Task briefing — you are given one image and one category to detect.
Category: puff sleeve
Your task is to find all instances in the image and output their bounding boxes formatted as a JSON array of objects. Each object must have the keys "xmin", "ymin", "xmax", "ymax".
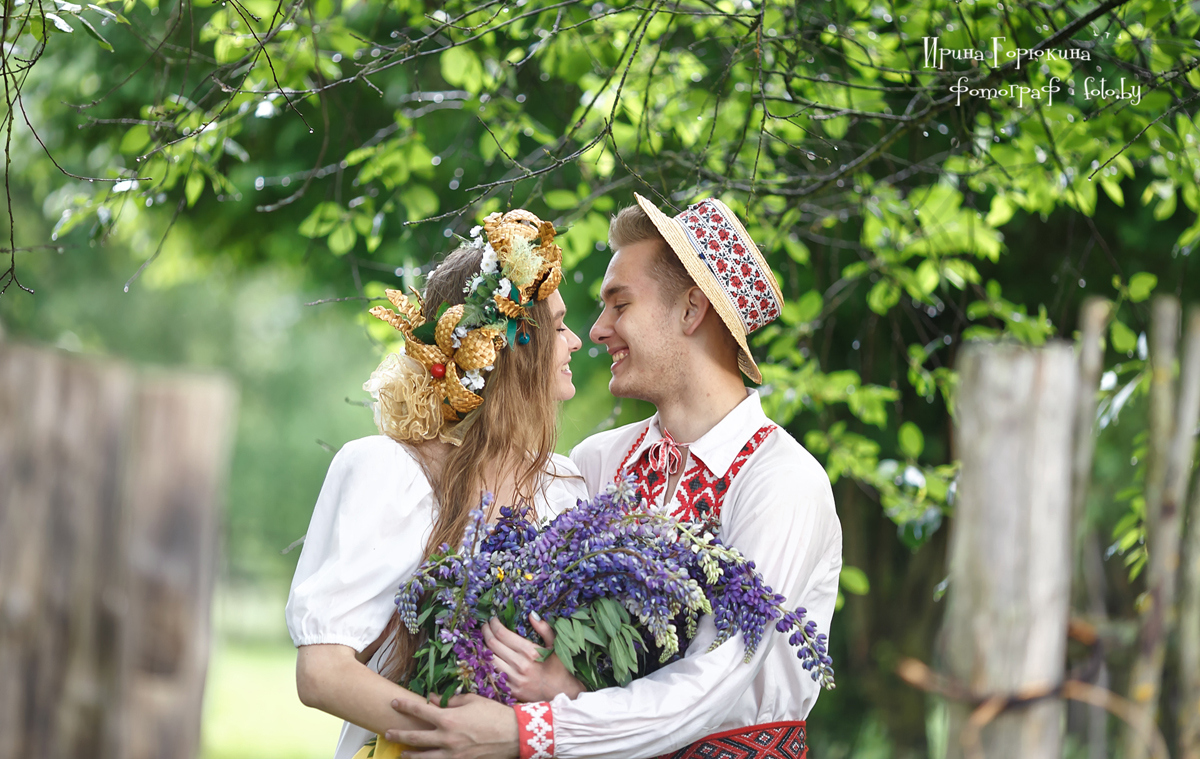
[{"xmin": 285, "ymin": 436, "xmax": 436, "ymax": 651}]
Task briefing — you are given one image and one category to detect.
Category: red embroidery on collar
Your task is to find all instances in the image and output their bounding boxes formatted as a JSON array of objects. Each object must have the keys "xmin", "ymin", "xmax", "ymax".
[{"xmin": 618, "ymin": 424, "xmax": 777, "ymax": 530}]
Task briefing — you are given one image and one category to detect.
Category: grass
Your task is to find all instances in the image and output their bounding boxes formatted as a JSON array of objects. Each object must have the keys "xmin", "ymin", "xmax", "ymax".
[{"xmin": 201, "ymin": 639, "xmax": 344, "ymax": 759}]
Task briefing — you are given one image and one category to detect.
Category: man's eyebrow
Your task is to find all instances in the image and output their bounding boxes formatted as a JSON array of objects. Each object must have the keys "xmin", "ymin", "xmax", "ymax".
[{"xmin": 601, "ymin": 283, "xmax": 630, "ymax": 300}]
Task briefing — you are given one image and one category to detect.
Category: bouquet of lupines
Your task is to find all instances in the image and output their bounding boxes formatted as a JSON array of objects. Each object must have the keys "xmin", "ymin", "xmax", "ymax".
[{"xmin": 395, "ymin": 476, "xmax": 836, "ymax": 704}]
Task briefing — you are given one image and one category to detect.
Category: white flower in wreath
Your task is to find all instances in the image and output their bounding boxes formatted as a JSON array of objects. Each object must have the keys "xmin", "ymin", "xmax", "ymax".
[
  {"xmin": 452, "ymin": 326, "xmax": 468, "ymax": 349},
  {"xmin": 495, "ymin": 277, "xmax": 512, "ymax": 299},
  {"xmin": 467, "ymin": 274, "xmax": 485, "ymax": 295},
  {"xmin": 461, "ymin": 369, "xmax": 486, "ymax": 392},
  {"xmin": 480, "ymin": 243, "xmax": 499, "ymax": 274},
  {"xmin": 470, "ymin": 225, "xmax": 483, "ymax": 238}
]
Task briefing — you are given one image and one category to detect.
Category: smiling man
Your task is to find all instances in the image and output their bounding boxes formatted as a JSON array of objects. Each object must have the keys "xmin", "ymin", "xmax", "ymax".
[{"xmin": 386, "ymin": 194, "xmax": 841, "ymax": 759}]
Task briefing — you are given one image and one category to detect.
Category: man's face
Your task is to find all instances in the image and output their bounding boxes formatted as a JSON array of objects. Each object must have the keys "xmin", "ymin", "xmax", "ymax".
[{"xmin": 589, "ymin": 241, "xmax": 683, "ymax": 402}]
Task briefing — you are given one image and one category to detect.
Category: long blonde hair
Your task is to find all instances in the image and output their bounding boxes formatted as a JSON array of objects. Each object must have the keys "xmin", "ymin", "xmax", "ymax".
[{"xmin": 379, "ymin": 243, "xmax": 561, "ymax": 682}]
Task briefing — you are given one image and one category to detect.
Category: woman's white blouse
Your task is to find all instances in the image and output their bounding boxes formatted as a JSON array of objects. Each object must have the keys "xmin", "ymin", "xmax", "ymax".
[{"xmin": 285, "ymin": 435, "xmax": 589, "ymax": 756}]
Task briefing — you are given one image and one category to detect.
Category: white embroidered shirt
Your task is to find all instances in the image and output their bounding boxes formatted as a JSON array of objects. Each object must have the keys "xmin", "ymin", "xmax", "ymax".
[
  {"xmin": 551, "ymin": 391, "xmax": 842, "ymax": 759},
  {"xmin": 285, "ymin": 435, "xmax": 589, "ymax": 759}
]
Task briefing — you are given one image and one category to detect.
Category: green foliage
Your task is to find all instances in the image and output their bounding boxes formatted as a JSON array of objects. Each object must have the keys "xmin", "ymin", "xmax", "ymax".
[{"xmin": 4, "ymin": 7, "xmax": 1200, "ymax": 747}]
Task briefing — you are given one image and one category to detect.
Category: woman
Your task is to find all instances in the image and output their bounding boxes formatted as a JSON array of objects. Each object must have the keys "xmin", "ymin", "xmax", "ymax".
[{"xmin": 285, "ymin": 210, "xmax": 587, "ymax": 758}]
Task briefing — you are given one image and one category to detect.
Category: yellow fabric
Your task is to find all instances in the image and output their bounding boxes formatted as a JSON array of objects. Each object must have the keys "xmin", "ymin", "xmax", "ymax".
[{"xmin": 351, "ymin": 736, "xmax": 409, "ymax": 759}]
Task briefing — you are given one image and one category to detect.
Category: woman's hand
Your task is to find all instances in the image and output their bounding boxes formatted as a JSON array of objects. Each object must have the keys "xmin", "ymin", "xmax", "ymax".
[{"xmin": 482, "ymin": 614, "xmax": 587, "ymax": 702}]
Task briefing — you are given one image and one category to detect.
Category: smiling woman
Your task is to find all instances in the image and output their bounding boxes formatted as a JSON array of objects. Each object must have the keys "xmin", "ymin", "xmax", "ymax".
[{"xmin": 284, "ymin": 210, "xmax": 589, "ymax": 759}]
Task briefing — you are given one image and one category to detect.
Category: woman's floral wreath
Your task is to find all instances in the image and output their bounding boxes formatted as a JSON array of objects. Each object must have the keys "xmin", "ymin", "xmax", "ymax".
[{"xmin": 365, "ymin": 210, "xmax": 563, "ymax": 441}]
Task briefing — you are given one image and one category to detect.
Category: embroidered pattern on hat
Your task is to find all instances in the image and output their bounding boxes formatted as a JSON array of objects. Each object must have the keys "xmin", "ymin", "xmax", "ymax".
[
  {"xmin": 617, "ymin": 423, "xmax": 777, "ymax": 530},
  {"xmin": 678, "ymin": 201, "xmax": 781, "ymax": 333},
  {"xmin": 516, "ymin": 702, "xmax": 554, "ymax": 759}
]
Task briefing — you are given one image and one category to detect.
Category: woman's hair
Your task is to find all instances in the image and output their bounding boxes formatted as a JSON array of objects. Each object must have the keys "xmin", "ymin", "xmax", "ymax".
[{"xmin": 379, "ymin": 243, "xmax": 561, "ymax": 682}]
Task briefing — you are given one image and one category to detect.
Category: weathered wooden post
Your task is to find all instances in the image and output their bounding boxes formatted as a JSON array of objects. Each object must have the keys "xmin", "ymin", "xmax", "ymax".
[
  {"xmin": 1069, "ymin": 299, "xmax": 1110, "ymax": 759},
  {"xmin": 1123, "ymin": 298, "xmax": 1200, "ymax": 759},
  {"xmin": 942, "ymin": 342, "xmax": 1076, "ymax": 759},
  {"xmin": 0, "ymin": 341, "xmax": 235, "ymax": 759}
]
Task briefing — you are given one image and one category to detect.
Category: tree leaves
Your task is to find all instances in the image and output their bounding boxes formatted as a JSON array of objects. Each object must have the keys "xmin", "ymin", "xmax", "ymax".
[
  {"xmin": 1128, "ymin": 272, "xmax": 1158, "ymax": 303},
  {"xmin": 840, "ymin": 566, "xmax": 870, "ymax": 596},
  {"xmin": 898, "ymin": 422, "xmax": 924, "ymax": 460},
  {"xmin": 1111, "ymin": 319, "xmax": 1139, "ymax": 354}
]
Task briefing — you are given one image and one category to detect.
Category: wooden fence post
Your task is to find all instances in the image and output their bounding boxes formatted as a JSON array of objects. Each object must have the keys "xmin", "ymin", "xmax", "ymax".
[
  {"xmin": 1125, "ymin": 297, "xmax": 1200, "ymax": 759},
  {"xmin": 1069, "ymin": 298, "xmax": 1111, "ymax": 759},
  {"xmin": 942, "ymin": 342, "xmax": 1077, "ymax": 759},
  {"xmin": 0, "ymin": 342, "xmax": 235, "ymax": 759}
]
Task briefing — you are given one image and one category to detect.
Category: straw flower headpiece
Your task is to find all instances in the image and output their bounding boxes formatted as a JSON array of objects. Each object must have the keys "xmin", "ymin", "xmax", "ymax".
[{"xmin": 364, "ymin": 209, "xmax": 563, "ymax": 444}]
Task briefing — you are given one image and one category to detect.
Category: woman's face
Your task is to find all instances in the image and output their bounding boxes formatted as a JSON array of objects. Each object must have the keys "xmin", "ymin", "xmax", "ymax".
[{"xmin": 546, "ymin": 290, "xmax": 583, "ymax": 401}]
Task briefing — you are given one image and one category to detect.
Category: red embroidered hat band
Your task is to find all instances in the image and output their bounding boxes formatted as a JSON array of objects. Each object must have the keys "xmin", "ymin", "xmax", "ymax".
[{"xmin": 634, "ymin": 193, "xmax": 783, "ymax": 383}]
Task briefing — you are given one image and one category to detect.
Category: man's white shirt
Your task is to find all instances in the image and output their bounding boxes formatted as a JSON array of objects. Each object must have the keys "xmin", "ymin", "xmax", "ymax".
[{"xmin": 548, "ymin": 390, "xmax": 842, "ymax": 759}]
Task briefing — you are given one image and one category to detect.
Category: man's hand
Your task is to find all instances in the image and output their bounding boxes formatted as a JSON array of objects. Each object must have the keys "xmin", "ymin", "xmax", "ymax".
[
  {"xmin": 385, "ymin": 693, "xmax": 518, "ymax": 759},
  {"xmin": 483, "ymin": 614, "xmax": 587, "ymax": 702}
]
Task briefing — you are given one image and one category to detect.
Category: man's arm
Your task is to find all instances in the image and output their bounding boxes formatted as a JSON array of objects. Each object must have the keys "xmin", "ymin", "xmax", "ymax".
[{"xmin": 388, "ymin": 695, "xmax": 520, "ymax": 758}]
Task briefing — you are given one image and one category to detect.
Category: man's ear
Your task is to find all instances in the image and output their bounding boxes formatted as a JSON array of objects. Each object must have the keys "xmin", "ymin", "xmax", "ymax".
[{"xmin": 680, "ymin": 286, "xmax": 712, "ymax": 336}]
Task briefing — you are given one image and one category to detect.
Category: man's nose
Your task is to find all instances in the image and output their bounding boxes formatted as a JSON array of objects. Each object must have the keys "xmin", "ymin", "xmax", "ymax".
[{"xmin": 589, "ymin": 310, "xmax": 611, "ymax": 345}]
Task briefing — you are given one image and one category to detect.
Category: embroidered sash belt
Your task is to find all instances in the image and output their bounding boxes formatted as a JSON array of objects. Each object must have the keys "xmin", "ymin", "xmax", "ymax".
[{"xmin": 658, "ymin": 721, "xmax": 808, "ymax": 759}]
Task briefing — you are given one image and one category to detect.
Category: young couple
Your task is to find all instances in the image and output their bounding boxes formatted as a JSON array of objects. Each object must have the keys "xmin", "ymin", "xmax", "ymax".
[{"xmin": 286, "ymin": 194, "xmax": 842, "ymax": 759}]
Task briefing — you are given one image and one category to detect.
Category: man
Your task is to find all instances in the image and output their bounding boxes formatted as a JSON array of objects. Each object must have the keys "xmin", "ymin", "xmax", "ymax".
[{"xmin": 386, "ymin": 194, "xmax": 842, "ymax": 759}]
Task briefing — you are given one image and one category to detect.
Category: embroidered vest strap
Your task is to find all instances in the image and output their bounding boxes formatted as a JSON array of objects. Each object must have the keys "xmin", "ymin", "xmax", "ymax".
[
  {"xmin": 657, "ymin": 721, "xmax": 807, "ymax": 759},
  {"xmin": 617, "ymin": 423, "xmax": 777, "ymax": 529}
]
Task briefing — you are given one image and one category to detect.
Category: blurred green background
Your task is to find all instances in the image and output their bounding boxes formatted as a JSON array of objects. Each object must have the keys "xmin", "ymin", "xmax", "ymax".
[{"xmin": 4, "ymin": 0, "xmax": 1200, "ymax": 756}]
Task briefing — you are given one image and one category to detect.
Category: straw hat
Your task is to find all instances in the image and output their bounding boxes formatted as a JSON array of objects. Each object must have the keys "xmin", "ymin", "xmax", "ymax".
[{"xmin": 634, "ymin": 192, "xmax": 784, "ymax": 383}]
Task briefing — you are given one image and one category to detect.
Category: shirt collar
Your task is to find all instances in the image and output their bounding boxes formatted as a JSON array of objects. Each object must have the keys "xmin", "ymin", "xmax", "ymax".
[{"xmin": 633, "ymin": 390, "xmax": 770, "ymax": 478}]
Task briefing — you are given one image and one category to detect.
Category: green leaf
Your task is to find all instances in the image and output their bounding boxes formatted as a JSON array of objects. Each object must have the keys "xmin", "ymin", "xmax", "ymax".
[
  {"xmin": 185, "ymin": 172, "xmax": 205, "ymax": 207},
  {"xmin": 1111, "ymin": 319, "xmax": 1138, "ymax": 353},
  {"xmin": 43, "ymin": 12, "xmax": 75, "ymax": 32},
  {"xmin": 441, "ymin": 46, "xmax": 484, "ymax": 91},
  {"xmin": 344, "ymin": 145, "xmax": 378, "ymax": 167},
  {"xmin": 866, "ymin": 279, "xmax": 901, "ymax": 315},
  {"xmin": 119, "ymin": 125, "xmax": 150, "ymax": 155},
  {"xmin": 328, "ymin": 221, "xmax": 357, "ymax": 255},
  {"xmin": 782, "ymin": 236, "xmax": 810, "ymax": 264},
  {"xmin": 88, "ymin": 4, "xmax": 129, "ymax": 23},
  {"xmin": 942, "ymin": 259, "xmax": 980, "ymax": 290},
  {"xmin": 77, "ymin": 14, "xmax": 114, "ymax": 51},
  {"xmin": 400, "ymin": 185, "xmax": 439, "ymax": 220},
  {"xmin": 554, "ymin": 645, "xmax": 577, "ymax": 675},
  {"xmin": 840, "ymin": 565, "xmax": 870, "ymax": 595},
  {"xmin": 1128, "ymin": 272, "xmax": 1157, "ymax": 303},
  {"xmin": 553, "ymin": 617, "xmax": 578, "ymax": 654},
  {"xmin": 579, "ymin": 624, "xmax": 604, "ymax": 646},
  {"xmin": 781, "ymin": 290, "xmax": 823, "ymax": 325},
  {"xmin": 898, "ymin": 422, "xmax": 924, "ymax": 459},
  {"xmin": 298, "ymin": 202, "xmax": 343, "ymax": 238},
  {"xmin": 543, "ymin": 190, "xmax": 578, "ymax": 210},
  {"xmin": 913, "ymin": 259, "xmax": 939, "ymax": 295}
]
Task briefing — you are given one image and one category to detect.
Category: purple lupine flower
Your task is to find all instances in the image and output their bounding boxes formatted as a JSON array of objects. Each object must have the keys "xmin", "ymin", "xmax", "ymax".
[{"xmin": 395, "ymin": 476, "xmax": 836, "ymax": 699}]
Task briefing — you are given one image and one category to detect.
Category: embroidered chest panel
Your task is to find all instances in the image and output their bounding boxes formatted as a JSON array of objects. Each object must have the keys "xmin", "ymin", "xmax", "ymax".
[{"xmin": 616, "ymin": 423, "xmax": 777, "ymax": 530}]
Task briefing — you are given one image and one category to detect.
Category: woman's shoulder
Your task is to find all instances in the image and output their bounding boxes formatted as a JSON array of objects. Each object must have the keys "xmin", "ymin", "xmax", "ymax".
[
  {"xmin": 326, "ymin": 435, "xmax": 429, "ymax": 494},
  {"xmin": 541, "ymin": 452, "xmax": 589, "ymax": 515},
  {"xmin": 548, "ymin": 451, "xmax": 584, "ymax": 479}
]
